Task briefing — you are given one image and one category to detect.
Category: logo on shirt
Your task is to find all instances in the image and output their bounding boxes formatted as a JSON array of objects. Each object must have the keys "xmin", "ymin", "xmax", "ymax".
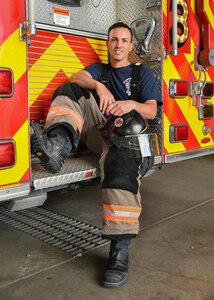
[{"xmin": 124, "ymin": 78, "xmax": 132, "ymax": 96}]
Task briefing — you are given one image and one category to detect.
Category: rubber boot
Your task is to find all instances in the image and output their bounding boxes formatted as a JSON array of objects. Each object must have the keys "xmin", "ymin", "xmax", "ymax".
[
  {"xmin": 102, "ymin": 239, "xmax": 130, "ymax": 288},
  {"xmin": 31, "ymin": 121, "xmax": 73, "ymax": 173}
]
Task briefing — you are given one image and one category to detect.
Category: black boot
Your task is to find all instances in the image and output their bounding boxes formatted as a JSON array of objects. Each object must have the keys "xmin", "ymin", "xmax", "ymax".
[
  {"xmin": 31, "ymin": 121, "xmax": 73, "ymax": 173},
  {"xmin": 102, "ymin": 239, "xmax": 130, "ymax": 288}
]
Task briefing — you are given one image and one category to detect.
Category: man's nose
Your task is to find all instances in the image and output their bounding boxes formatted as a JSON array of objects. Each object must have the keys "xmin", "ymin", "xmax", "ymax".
[{"xmin": 116, "ymin": 39, "xmax": 122, "ymax": 47}]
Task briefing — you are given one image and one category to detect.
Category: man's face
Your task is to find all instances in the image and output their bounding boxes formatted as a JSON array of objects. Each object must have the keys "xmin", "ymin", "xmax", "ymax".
[{"xmin": 107, "ymin": 27, "xmax": 133, "ymax": 63}]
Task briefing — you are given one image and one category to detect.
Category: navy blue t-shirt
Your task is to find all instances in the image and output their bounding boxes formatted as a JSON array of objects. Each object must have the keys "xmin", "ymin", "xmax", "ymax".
[{"xmin": 84, "ymin": 63, "xmax": 161, "ymax": 105}]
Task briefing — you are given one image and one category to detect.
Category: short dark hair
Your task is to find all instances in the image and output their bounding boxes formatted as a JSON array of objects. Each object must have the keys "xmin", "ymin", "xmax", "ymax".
[{"xmin": 108, "ymin": 22, "xmax": 133, "ymax": 41}]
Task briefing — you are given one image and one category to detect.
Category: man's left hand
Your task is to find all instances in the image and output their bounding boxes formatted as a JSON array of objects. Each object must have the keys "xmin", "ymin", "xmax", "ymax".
[{"xmin": 106, "ymin": 100, "xmax": 136, "ymax": 116}]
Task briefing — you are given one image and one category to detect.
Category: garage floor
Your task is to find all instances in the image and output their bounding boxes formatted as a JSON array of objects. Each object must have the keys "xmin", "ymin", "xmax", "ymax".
[{"xmin": 0, "ymin": 155, "xmax": 213, "ymax": 300}]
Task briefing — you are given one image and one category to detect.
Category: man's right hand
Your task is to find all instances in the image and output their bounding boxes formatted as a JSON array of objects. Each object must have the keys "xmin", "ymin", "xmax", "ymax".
[{"xmin": 95, "ymin": 81, "xmax": 115, "ymax": 114}]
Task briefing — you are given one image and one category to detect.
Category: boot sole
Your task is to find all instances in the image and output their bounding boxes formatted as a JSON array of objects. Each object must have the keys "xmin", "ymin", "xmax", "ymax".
[
  {"xmin": 102, "ymin": 273, "xmax": 128, "ymax": 288},
  {"xmin": 31, "ymin": 123, "xmax": 63, "ymax": 173}
]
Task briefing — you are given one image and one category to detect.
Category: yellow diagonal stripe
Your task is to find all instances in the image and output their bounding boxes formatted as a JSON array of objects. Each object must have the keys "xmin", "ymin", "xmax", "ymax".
[
  {"xmin": 0, "ymin": 29, "xmax": 26, "ymax": 83},
  {"xmin": 163, "ymin": 0, "xmax": 167, "ymax": 16},
  {"xmin": 164, "ymin": 114, "xmax": 186, "ymax": 152},
  {"xmin": 87, "ymin": 38, "xmax": 108, "ymax": 63},
  {"xmin": 0, "ymin": 121, "xmax": 29, "ymax": 185},
  {"xmin": 204, "ymin": 0, "xmax": 214, "ymax": 30}
]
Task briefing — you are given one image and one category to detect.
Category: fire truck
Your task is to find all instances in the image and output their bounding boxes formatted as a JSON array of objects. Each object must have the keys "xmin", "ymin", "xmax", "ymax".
[{"xmin": 0, "ymin": 0, "xmax": 214, "ymax": 211}]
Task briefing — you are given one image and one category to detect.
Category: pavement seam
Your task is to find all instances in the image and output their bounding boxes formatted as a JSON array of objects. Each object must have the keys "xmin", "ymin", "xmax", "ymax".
[{"xmin": 139, "ymin": 197, "xmax": 214, "ymax": 233}]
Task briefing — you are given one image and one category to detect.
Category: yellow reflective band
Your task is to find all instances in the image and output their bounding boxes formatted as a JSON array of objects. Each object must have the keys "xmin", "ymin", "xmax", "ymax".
[
  {"xmin": 0, "ymin": 121, "xmax": 29, "ymax": 185},
  {"xmin": 164, "ymin": 114, "xmax": 186, "ymax": 153},
  {"xmin": 163, "ymin": 0, "xmax": 167, "ymax": 16},
  {"xmin": 87, "ymin": 38, "xmax": 108, "ymax": 63},
  {"xmin": 204, "ymin": 0, "xmax": 214, "ymax": 30},
  {"xmin": 0, "ymin": 29, "xmax": 26, "ymax": 83}
]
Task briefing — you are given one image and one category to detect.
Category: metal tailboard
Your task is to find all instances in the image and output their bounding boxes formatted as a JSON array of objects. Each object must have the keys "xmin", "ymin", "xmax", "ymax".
[{"xmin": 31, "ymin": 153, "xmax": 100, "ymax": 190}]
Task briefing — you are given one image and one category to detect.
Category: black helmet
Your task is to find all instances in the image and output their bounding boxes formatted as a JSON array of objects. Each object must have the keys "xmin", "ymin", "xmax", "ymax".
[{"xmin": 98, "ymin": 110, "xmax": 150, "ymax": 157}]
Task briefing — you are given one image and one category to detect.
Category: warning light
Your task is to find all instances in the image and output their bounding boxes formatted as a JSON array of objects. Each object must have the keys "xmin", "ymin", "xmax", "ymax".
[
  {"xmin": 169, "ymin": 80, "xmax": 189, "ymax": 98},
  {"xmin": 170, "ymin": 124, "xmax": 188, "ymax": 142},
  {"xmin": 0, "ymin": 141, "xmax": 16, "ymax": 168},
  {"xmin": 0, "ymin": 68, "xmax": 14, "ymax": 97}
]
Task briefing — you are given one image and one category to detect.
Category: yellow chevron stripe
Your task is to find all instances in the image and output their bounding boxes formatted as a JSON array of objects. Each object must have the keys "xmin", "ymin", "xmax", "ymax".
[
  {"xmin": 163, "ymin": 0, "xmax": 167, "ymax": 16},
  {"xmin": 87, "ymin": 38, "xmax": 108, "ymax": 63},
  {"xmin": 0, "ymin": 121, "xmax": 29, "ymax": 185},
  {"xmin": 164, "ymin": 114, "xmax": 186, "ymax": 152},
  {"xmin": 29, "ymin": 34, "xmax": 84, "ymax": 105},
  {"xmin": 204, "ymin": 0, "xmax": 214, "ymax": 30},
  {"xmin": 0, "ymin": 28, "xmax": 26, "ymax": 83}
]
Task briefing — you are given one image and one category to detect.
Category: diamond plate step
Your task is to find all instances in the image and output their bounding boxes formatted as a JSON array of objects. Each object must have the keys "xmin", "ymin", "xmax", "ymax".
[{"xmin": 32, "ymin": 153, "xmax": 100, "ymax": 190}]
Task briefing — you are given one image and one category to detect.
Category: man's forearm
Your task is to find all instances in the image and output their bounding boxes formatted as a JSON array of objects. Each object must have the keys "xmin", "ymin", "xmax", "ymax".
[{"xmin": 135, "ymin": 100, "xmax": 157, "ymax": 120}]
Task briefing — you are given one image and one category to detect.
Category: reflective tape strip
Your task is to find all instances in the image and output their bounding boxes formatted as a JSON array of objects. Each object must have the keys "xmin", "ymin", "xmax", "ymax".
[
  {"xmin": 103, "ymin": 204, "xmax": 141, "ymax": 223},
  {"xmin": 103, "ymin": 214, "xmax": 139, "ymax": 223},
  {"xmin": 103, "ymin": 204, "xmax": 141, "ymax": 213},
  {"xmin": 46, "ymin": 106, "xmax": 84, "ymax": 132},
  {"xmin": 104, "ymin": 209, "xmax": 140, "ymax": 218}
]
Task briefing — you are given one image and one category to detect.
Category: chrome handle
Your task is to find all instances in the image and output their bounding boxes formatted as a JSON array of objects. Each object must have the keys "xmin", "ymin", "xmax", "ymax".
[{"xmin": 172, "ymin": 0, "xmax": 178, "ymax": 56}]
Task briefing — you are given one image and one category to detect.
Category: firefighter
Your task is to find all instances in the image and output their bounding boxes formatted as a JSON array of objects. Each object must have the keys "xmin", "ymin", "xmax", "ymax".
[{"xmin": 31, "ymin": 22, "xmax": 162, "ymax": 288}]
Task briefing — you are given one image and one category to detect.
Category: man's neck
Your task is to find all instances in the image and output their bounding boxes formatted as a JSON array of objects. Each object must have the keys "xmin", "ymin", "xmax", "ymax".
[{"xmin": 110, "ymin": 60, "xmax": 131, "ymax": 68}]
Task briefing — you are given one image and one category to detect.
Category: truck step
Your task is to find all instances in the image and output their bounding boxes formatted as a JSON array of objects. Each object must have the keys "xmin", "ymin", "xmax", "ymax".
[{"xmin": 32, "ymin": 153, "xmax": 100, "ymax": 190}]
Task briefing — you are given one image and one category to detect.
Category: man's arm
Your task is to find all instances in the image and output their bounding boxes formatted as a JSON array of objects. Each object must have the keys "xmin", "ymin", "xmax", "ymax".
[
  {"xmin": 69, "ymin": 70, "xmax": 115, "ymax": 113},
  {"xmin": 70, "ymin": 70, "xmax": 98, "ymax": 89}
]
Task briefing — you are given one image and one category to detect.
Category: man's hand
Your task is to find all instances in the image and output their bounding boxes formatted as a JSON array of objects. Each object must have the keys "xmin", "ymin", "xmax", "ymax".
[
  {"xmin": 106, "ymin": 100, "xmax": 136, "ymax": 116},
  {"xmin": 95, "ymin": 81, "xmax": 115, "ymax": 114},
  {"xmin": 106, "ymin": 99, "xmax": 157, "ymax": 119}
]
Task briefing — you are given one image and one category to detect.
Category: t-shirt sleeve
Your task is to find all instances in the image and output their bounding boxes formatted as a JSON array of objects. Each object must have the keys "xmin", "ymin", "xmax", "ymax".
[
  {"xmin": 84, "ymin": 63, "xmax": 102, "ymax": 81},
  {"xmin": 140, "ymin": 65, "xmax": 162, "ymax": 105}
]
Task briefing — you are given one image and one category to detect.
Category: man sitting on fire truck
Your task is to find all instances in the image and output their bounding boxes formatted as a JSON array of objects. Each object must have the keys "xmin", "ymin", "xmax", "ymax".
[{"xmin": 31, "ymin": 22, "xmax": 161, "ymax": 288}]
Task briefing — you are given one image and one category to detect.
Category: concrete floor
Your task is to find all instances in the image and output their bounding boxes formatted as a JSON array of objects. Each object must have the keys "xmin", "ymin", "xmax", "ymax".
[{"xmin": 0, "ymin": 155, "xmax": 214, "ymax": 300}]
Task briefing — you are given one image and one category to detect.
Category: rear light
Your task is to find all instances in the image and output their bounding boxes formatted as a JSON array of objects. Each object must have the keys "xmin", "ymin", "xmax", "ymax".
[
  {"xmin": 169, "ymin": 80, "xmax": 189, "ymax": 97},
  {"xmin": 0, "ymin": 68, "xmax": 14, "ymax": 97},
  {"xmin": 170, "ymin": 124, "xmax": 188, "ymax": 142},
  {"xmin": 169, "ymin": 81, "xmax": 214, "ymax": 99},
  {"xmin": 0, "ymin": 140, "xmax": 16, "ymax": 168}
]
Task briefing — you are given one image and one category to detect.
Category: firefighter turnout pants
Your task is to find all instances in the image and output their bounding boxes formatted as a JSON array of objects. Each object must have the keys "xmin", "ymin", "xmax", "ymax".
[{"xmin": 45, "ymin": 83, "xmax": 143, "ymax": 239}]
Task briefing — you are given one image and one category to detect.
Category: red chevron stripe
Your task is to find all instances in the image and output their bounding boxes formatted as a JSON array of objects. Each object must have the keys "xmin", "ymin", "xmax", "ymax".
[
  {"xmin": 163, "ymin": 12, "xmax": 168, "ymax": 48},
  {"xmin": 20, "ymin": 168, "xmax": 30, "ymax": 183},
  {"xmin": 63, "ymin": 34, "xmax": 102, "ymax": 67},
  {"xmin": 30, "ymin": 69, "xmax": 69, "ymax": 121},
  {"xmin": 0, "ymin": 73, "xmax": 28, "ymax": 138},
  {"xmin": 0, "ymin": 0, "xmax": 25, "ymax": 45}
]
